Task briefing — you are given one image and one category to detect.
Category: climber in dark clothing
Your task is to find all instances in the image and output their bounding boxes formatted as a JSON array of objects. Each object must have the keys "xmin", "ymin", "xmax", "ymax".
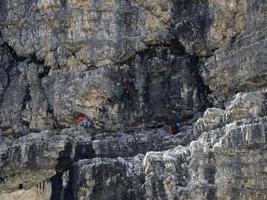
[{"xmin": 168, "ymin": 114, "xmax": 181, "ymax": 135}]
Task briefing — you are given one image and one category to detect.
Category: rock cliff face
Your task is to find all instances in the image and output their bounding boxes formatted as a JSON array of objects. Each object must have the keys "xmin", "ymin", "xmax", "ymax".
[{"xmin": 0, "ymin": 0, "xmax": 266, "ymax": 199}]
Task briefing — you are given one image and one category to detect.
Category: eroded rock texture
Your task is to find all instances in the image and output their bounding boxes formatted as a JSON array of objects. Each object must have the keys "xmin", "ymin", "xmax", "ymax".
[
  {"xmin": 144, "ymin": 91, "xmax": 267, "ymax": 200},
  {"xmin": 1, "ymin": 0, "xmax": 214, "ymax": 133},
  {"xmin": 201, "ymin": 0, "xmax": 267, "ymax": 105},
  {"xmin": 0, "ymin": 0, "xmax": 266, "ymax": 199}
]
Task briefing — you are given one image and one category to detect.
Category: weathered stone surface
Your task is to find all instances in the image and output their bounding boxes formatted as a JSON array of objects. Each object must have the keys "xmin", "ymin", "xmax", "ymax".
[
  {"xmin": 0, "ymin": 0, "xmax": 266, "ymax": 199},
  {"xmin": 0, "ymin": 127, "xmax": 185, "ymax": 193},
  {"xmin": 0, "ymin": 41, "xmax": 210, "ymax": 133},
  {"xmin": 0, "ymin": 0, "xmax": 173, "ymax": 66},
  {"xmin": 0, "ymin": 181, "xmax": 52, "ymax": 200},
  {"xmin": 201, "ymin": 0, "xmax": 267, "ymax": 105},
  {"xmin": 144, "ymin": 91, "xmax": 267, "ymax": 200},
  {"xmin": 71, "ymin": 155, "xmax": 145, "ymax": 200},
  {"xmin": 1, "ymin": 0, "xmax": 248, "ymax": 133}
]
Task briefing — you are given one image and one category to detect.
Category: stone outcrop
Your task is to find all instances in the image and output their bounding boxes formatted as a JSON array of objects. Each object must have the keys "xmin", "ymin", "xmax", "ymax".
[
  {"xmin": 144, "ymin": 91, "xmax": 267, "ymax": 200},
  {"xmin": 0, "ymin": 127, "xmax": 187, "ymax": 193},
  {"xmin": 0, "ymin": 0, "xmax": 266, "ymax": 199}
]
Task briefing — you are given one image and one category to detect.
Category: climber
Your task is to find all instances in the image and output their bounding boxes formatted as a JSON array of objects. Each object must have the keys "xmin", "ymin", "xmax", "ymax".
[
  {"xmin": 168, "ymin": 113, "xmax": 181, "ymax": 135},
  {"xmin": 75, "ymin": 113, "xmax": 94, "ymax": 128}
]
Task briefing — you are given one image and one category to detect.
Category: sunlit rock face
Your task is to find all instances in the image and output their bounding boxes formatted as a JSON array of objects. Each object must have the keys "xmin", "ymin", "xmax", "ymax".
[
  {"xmin": 0, "ymin": 181, "xmax": 52, "ymax": 200},
  {"xmin": 201, "ymin": 0, "xmax": 267, "ymax": 105},
  {"xmin": 144, "ymin": 91, "xmax": 267, "ymax": 200},
  {"xmin": 0, "ymin": 0, "xmax": 266, "ymax": 199}
]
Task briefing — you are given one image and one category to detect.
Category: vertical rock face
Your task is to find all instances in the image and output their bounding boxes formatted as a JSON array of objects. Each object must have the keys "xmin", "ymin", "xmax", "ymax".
[
  {"xmin": 201, "ymin": 0, "xmax": 267, "ymax": 105},
  {"xmin": 144, "ymin": 92, "xmax": 267, "ymax": 200},
  {"xmin": 0, "ymin": 0, "xmax": 214, "ymax": 132},
  {"xmin": 0, "ymin": 0, "xmax": 266, "ymax": 200}
]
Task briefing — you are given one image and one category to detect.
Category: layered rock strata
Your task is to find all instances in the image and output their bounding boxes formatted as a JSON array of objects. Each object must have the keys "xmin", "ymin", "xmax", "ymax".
[{"xmin": 0, "ymin": 0, "xmax": 266, "ymax": 199}]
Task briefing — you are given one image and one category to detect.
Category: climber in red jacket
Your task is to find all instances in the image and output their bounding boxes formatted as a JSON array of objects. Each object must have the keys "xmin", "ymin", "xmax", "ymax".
[
  {"xmin": 75, "ymin": 113, "xmax": 94, "ymax": 128},
  {"xmin": 168, "ymin": 114, "xmax": 181, "ymax": 135}
]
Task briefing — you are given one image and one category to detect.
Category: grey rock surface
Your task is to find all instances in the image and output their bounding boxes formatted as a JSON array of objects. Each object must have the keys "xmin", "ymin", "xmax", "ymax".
[
  {"xmin": 201, "ymin": 0, "xmax": 267, "ymax": 106},
  {"xmin": 144, "ymin": 91, "xmax": 267, "ymax": 200},
  {"xmin": 0, "ymin": 0, "xmax": 266, "ymax": 199},
  {"xmin": 0, "ymin": 127, "xmax": 184, "ymax": 193},
  {"xmin": 71, "ymin": 155, "xmax": 145, "ymax": 200}
]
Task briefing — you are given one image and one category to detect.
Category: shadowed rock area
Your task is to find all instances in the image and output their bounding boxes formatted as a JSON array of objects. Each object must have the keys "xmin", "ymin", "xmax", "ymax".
[{"xmin": 0, "ymin": 0, "xmax": 266, "ymax": 199}]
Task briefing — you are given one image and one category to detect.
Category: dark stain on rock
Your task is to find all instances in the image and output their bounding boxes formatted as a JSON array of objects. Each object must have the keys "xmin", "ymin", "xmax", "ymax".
[
  {"xmin": 21, "ymin": 85, "xmax": 31, "ymax": 111},
  {"xmin": 204, "ymin": 166, "xmax": 216, "ymax": 184},
  {"xmin": 206, "ymin": 187, "xmax": 217, "ymax": 200},
  {"xmin": 38, "ymin": 66, "xmax": 51, "ymax": 79}
]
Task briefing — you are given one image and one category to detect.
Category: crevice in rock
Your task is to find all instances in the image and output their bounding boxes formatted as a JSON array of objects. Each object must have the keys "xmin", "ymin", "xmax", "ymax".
[
  {"xmin": 0, "ymin": 30, "xmax": 3, "ymax": 41},
  {"xmin": 2, "ymin": 41, "xmax": 48, "ymax": 68},
  {"xmin": 28, "ymin": 53, "xmax": 45, "ymax": 65},
  {"xmin": 18, "ymin": 184, "xmax": 23, "ymax": 190},
  {"xmin": 55, "ymin": 142, "xmax": 73, "ymax": 172},
  {"xmin": 206, "ymin": 188, "xmax": 217, "ymax": 200},
  {"xmin": 114, "ymin": 39, "xmax": 186, "ymax": 66},
  {"xmin": 1, "ymin": 42, "xmax": 27, "ymax": 62},
  {"xmin": 38, "ymin": 65, "xmax": 51, "ymax": 79},
  {"xmin": 62, "ymin": 168, "xmax": 75, "ymax": 200},
  {"xmin": 73, "ymin": 142, "xmax": 95, "ymax": 162},
  {"xmin": 21, "ymin": 84, "xmax": 31, "ymax": 111},
  {"xmin": 0, "ymin": 42, "xmax": 47, "ymax": 106},
  {"xmin": 0, "ymin": 41, "xmax": 55, "ymax": 132},
  {"xmin": 50, "ymin": 172, "xmax": 63, "ymax": 200},
  {"xmin": 190, "ymin": 55, "xmax": 213, "ymax": 111},
  {"xmin": 50, "ymin": 142, "xmax": 73, "ymax": 200}
]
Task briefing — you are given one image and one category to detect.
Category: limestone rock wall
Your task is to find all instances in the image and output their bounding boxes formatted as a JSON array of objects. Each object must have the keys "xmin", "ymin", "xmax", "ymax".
[
  {"xmin": 144, "ymin": 91, "xmax": 267, "ymax": 200},
  {"xmin": 201, "ymin": 0, "xmax": 267, "ymax": 105},
  {"xmin": 0, "ymin": 0, "xmax": 214, "ymax": 133},
  {"xmin": 0, "ymin": 0, "xmax": 266, "ymax": 199}
]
